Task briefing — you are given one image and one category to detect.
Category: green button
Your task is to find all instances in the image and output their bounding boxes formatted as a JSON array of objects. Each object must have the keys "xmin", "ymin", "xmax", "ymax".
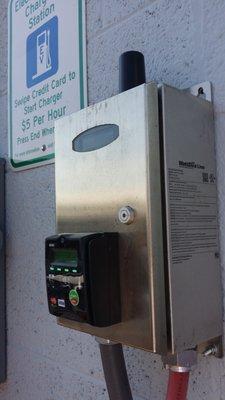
[
  {"xmin": 50, "ymin": 267, "xmax": 54, "ymax": 271},
  {"xmin": 69, "ymin": 289, "xmax": 79, "ymax": 307},
  {"xmin": 72, "ymin": 269, "xmax": 77, "ymax": 273},
  {"xmin": 64, "ymin": 268, "xmax": 69, "ymax": 273},
  {"xmin": 57, "ymin": 268, "xmax": 62, "ymax": 272}
]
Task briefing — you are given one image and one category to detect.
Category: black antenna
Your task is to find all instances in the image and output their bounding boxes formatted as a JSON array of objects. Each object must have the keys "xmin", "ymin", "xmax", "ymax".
[{"xmin": 119, "ymin": 51, "xmax": 146, "ymax": 93}]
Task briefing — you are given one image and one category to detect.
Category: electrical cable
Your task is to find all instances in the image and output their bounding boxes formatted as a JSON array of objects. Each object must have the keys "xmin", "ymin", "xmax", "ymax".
[{"xmin": 99, "ymin": 343, "xmax": 133, "ymax": 400}]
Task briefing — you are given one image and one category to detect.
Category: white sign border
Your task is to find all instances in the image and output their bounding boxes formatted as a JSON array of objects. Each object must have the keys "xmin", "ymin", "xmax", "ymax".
[{"xmin": 8, "ymin": 0, "xmax": 87, "ymax": 171}]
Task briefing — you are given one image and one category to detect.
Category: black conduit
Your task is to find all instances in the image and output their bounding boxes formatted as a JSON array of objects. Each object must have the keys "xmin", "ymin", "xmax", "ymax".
[{"xmin": 99, "ymin": 343, "xmax": 133, "ymax": 400}]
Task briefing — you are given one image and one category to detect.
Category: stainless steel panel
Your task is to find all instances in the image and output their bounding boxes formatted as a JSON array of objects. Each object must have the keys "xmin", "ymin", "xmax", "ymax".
[
  {"xmin": 161, "ymin": 85, "xmax": 223, "ymax": 353},
  {"xmin": 55, "ymin": 84, "xmax": 167, "ymax": 353}
]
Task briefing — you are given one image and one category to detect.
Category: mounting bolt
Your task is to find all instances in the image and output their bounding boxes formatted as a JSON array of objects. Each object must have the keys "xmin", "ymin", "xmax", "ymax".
[
  {"xmin": 118, "ymin": 206, "xmax": 135, "ymax": 225},
  {"xmin": 203, "ymin": 345, "xmax": 218, "ymax": 357}
]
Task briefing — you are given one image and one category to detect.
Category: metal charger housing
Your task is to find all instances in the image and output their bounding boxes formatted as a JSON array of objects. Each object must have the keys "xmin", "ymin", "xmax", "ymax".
[{"xmin": 54, "ymin": 83, "xmax": 222, "ymax": 355}]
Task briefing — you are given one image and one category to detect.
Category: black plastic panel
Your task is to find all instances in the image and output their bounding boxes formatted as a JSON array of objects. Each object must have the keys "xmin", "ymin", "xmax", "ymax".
[{"xmin": 46, "ymin": 233, "xmax": 121, "ymax": 327}]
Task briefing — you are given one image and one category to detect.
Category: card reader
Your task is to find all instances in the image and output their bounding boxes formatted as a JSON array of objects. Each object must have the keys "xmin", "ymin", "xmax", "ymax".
[{"xmin": 46, "ymin": 233, "xmax": 121, "ymax": 327}]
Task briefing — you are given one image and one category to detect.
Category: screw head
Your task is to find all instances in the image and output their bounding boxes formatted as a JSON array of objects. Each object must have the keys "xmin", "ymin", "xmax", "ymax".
[
  {"xmin": 118, "ymin": 206, "xmax": 135, "ymax": 225},
  {"xmin": 203, "ymin": 345, "xmax": 218, "ymax": 357}
]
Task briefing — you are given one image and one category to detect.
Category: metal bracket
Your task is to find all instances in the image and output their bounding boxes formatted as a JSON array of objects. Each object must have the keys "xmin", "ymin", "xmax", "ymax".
[
  {"xmin": 188, "ymin": 81, "xmax": 212, "ymax": 102},
  {"xmin": 162, "ymin": 350, "xmax": 197, "ymax": 372},
  {"xmin": 198, "ymin": 336, "xmax": 223, "ymax": 359}
]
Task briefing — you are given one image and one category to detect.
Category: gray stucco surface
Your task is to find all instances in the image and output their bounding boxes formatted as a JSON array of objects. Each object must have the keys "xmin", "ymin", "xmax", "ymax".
[{"xmin": 1, "ymin": 0, "xmax": 225, "ymax": 399}]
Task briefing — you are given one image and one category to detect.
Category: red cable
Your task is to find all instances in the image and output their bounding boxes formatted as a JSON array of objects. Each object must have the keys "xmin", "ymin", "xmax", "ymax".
[{"xmin": 166, "ymin": 370, "xmax": 190, "ymax": 400}]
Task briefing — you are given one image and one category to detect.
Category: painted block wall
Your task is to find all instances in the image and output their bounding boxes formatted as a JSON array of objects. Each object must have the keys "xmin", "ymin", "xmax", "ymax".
[{"xmin": 0, "ymin": 0, "xmax": 225, "ymax": 399}]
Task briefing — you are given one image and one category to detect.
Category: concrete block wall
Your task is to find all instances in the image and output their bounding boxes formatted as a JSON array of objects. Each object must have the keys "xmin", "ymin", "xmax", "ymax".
[{"xmin": 0, "ymin": 0, "xmax": 225, "ymax": 398}]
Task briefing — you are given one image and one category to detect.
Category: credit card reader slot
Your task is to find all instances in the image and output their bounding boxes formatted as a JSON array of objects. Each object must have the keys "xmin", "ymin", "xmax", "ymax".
[{"xmin": 46, "ymin": 233, "xmax": 121, "ymax": 327}]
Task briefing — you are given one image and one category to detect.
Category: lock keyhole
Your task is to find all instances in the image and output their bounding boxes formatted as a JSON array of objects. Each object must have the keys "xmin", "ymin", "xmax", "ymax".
[{"xmin": 118, "ymin": 206, "xmax": 135, "ymax": 225}]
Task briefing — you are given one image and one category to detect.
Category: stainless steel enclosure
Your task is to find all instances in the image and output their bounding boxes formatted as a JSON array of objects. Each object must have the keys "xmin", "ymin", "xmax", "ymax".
[
  {"xmin": 55, "ymin": 84, "xmax": 167, "ymax": 353},
  {"xmin": 55, "ymin": 83, "xmax": 222, "ymax": 355},
  {"xmin": 161, "ymin": 85, "xmax": 222, "ymax": 353}
]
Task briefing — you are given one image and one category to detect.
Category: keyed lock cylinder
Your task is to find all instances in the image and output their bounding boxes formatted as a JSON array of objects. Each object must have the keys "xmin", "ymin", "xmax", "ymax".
[{"xmin": 118, "ymin": 206, "xmax": 135, "ymax": 225}]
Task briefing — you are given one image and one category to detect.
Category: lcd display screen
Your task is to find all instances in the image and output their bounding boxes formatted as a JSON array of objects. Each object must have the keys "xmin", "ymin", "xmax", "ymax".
[{"xmin": 53, "ymin": 248, "xmax": 78, "ymax": 266}]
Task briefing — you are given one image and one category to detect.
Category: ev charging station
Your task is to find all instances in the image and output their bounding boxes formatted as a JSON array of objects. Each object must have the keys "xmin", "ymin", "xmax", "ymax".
[
  {"xmin": 45, "ymin": 52, "xmax": 223, "ymax": 399},
  {"xmin": 5, "ymin": 0, "xmax": 225, "ymax": 398}
]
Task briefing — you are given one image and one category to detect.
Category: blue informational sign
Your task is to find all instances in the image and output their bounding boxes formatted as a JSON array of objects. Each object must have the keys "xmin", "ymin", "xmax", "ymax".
[{"xmin": 26, "ymin": 16, "xmax": 58, "ymax": 88}]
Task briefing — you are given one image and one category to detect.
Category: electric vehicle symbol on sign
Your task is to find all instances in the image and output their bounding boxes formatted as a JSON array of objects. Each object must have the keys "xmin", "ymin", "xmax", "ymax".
[
  {"xmin": 33, "ymin": 29, "xmax": 52, "ymax": 79},
  {"xmin": 26, "ymin": 16, "xmax": 58, "ymax": 88}
]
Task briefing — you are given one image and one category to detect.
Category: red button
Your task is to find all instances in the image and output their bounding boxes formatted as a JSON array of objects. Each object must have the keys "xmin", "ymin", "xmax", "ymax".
[{"xmin": 50, "ymin": 297, "xmax": 57, "ymax": 305}]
